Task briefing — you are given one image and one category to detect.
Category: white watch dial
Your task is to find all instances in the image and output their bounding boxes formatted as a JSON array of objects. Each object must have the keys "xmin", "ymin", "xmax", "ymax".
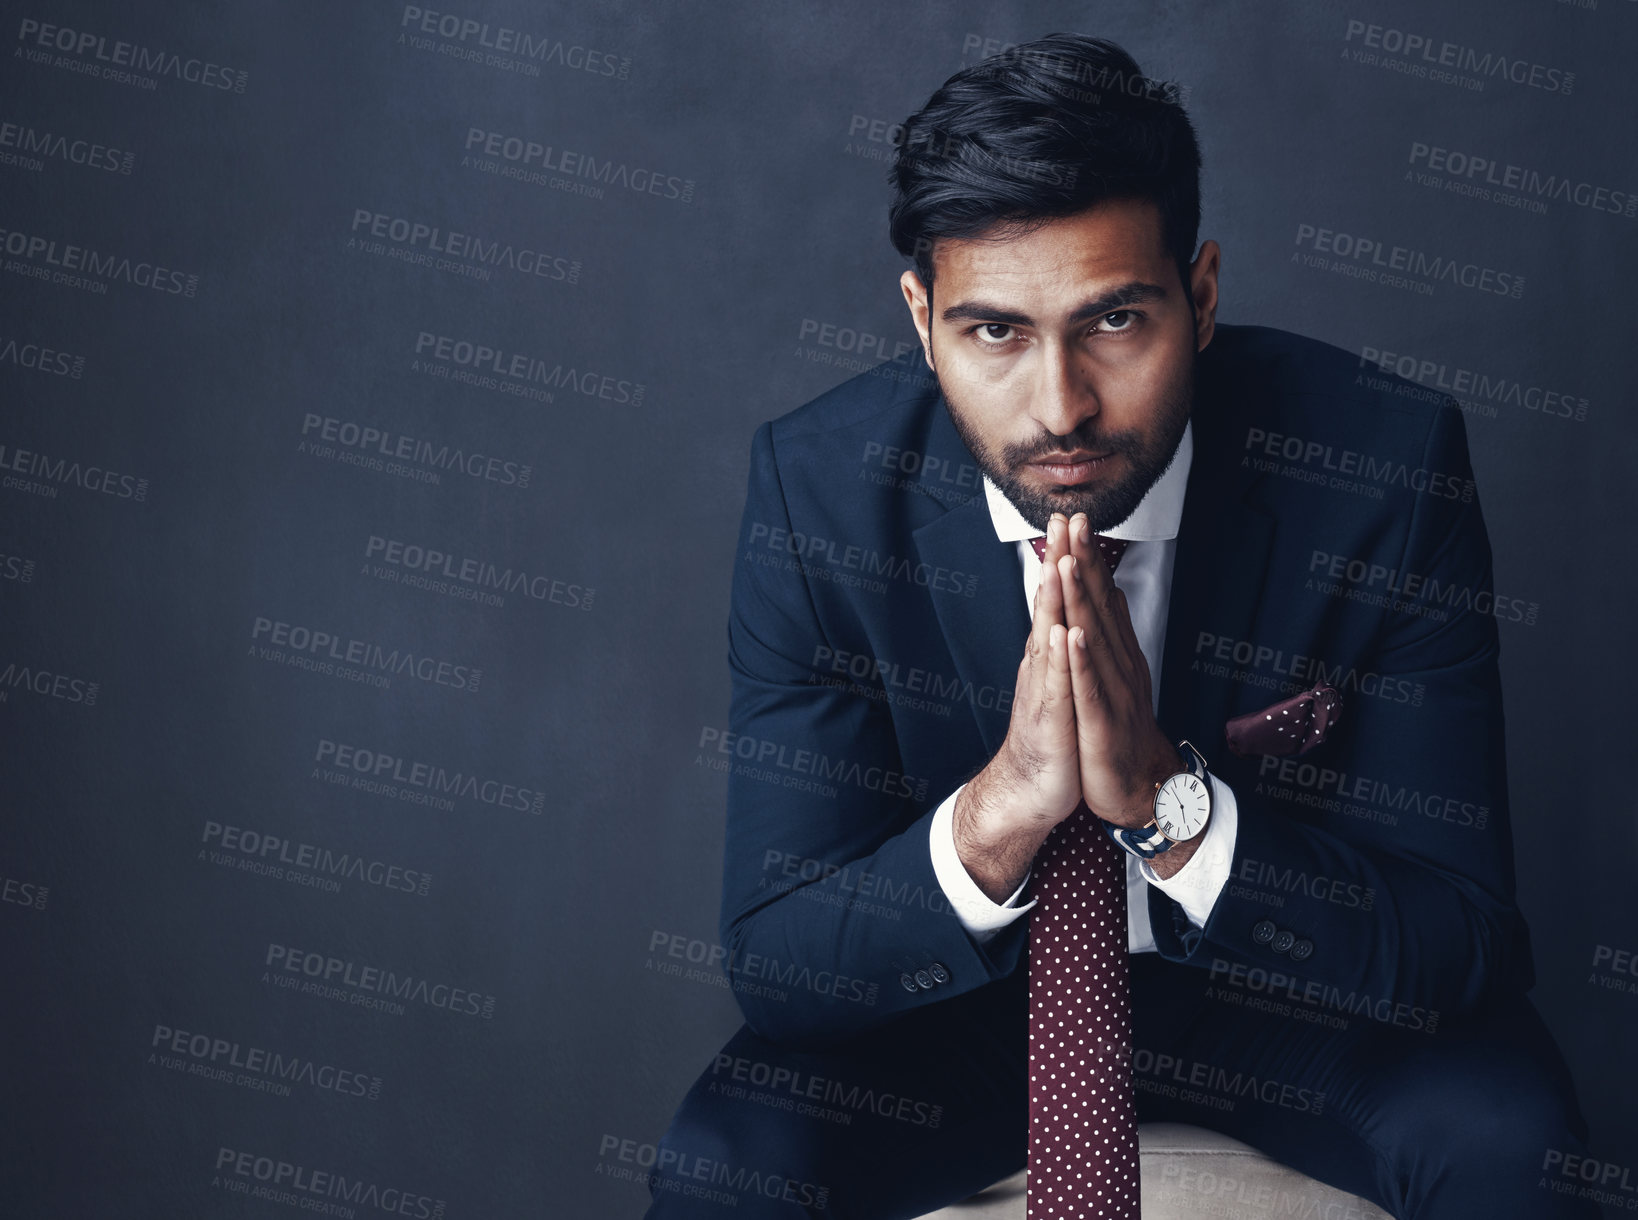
[{"xmin": 1154, "ymin": 772, "xmax": 1211, "ymax": 841}]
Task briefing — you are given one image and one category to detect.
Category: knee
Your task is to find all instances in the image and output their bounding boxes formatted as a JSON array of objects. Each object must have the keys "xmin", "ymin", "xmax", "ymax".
[
  {"xmin": 1377, "ymin": 1069, "xmax": 1586, "ymax": 1207},
  {"xmin": 1433, "ymin": 1081, "xmax": 1579, "ymax": 1178}
]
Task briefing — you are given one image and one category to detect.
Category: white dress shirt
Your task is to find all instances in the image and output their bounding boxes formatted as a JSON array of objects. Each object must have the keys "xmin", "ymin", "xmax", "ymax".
[{"xmin": 926, "ymin": 418, "xmax": 1240, "ymax": 951}]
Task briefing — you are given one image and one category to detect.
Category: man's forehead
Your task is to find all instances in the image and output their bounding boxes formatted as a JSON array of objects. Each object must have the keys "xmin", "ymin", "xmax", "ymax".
[{"xmin": 929, "ymin": 200, "xmax": 1172, "ymax": 300}]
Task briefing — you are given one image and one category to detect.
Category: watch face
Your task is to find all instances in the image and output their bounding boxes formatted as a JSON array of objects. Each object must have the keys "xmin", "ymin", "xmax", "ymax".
[{"xmin": 1154, "ymin": 772, "xmax": 1210, "ymax": 841}]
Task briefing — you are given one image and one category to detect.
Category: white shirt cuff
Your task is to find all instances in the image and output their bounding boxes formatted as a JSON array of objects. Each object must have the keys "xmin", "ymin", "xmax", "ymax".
[
  {"xmin": 929, "ymin": 782, "xmax": 1036, "ymax": 943},
  {"xmin": 1138, "ymin": 771, "xmax": 1238, "ymax": 929}
]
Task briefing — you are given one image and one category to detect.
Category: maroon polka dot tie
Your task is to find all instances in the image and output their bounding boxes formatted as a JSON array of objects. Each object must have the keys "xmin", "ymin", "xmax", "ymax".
[{"xmin": 1027, "ymin": 532, "xmax": 1139, "ymax": 1218}]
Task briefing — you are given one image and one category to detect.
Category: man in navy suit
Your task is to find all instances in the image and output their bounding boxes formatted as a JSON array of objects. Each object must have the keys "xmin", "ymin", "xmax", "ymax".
[{"xmin": 647, "ymin": 33, "xmax": 1595, "ymax": 1220}]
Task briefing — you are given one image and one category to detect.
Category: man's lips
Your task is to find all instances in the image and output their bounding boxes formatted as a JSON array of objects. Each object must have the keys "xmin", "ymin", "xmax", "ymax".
[
  {"xmin": 1029, "ymin": 450, "xmax": 1110, "ymax": 467},
  {"xmin": 1027, "ymin": 451, "xmax": 1113, "ymax": 481}
]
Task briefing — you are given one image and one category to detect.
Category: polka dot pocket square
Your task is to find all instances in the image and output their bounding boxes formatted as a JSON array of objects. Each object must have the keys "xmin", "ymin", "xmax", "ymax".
[{"xmin": 1224, "ymin": 682, "xmax": 1342, "ymax": 757}]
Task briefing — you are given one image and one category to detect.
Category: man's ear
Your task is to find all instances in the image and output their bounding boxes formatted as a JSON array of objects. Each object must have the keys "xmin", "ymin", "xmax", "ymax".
[
  {"xmin": 1188, "ymin": 239, "xmax": 1221, "ymax": 353},
  {"xmin": 899, "ymin": 270, "xmax": 934, "ymax": 370}
]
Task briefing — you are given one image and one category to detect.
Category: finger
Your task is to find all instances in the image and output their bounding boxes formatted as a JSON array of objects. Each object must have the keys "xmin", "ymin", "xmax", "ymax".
[
  {"xmin": 1044, "ymin": 510, "xmax": 1068, "ymax": 567},
  {"xmin": 1109, "ymin": 586, "xmax": 1153, "ymax": 708},
  {"xmin": 1030, "ymin": 515, "xmax": 1068, "ymax": 659},
  {"xmin": 1045, "ymin": 512, "xmax": 1074, "ymax": 594},
  {"xmin": 1041, "ymin": 507, "xmax": 1067, "ymax": 596},
  {"xmin": 1057, "ymin": 551, "xmax": 1125, "ymax": 695},
  {"xmin": 1067, "ymin": 623, "xmax": 1107, "ymax": 761},
  {"xmin": 1046, "ymin": 620, "xmax": 1071, "ymax": 715},
  {"xmin": 1021, "ymin": 549, "xmax": 1056, "ymax": 694},
  {"xmin": 1058, "ymin": 516, "xmax": 1095, "ymax": 638},
  {"xmin": 1068, "ymin": 515, "xmax": 1139, "ymax": 687}
]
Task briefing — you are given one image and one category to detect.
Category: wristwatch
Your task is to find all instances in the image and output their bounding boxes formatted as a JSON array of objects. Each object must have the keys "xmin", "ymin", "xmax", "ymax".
[{"xmin": 1105, "ymin": 740, "xmax": 1213, "ymax": 859}]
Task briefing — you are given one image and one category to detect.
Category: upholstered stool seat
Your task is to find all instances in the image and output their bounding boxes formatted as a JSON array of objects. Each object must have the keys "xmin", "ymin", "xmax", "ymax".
[{"xmin": 912, "ymin": 1123, "xmax": 1392, "ymax": 1218}]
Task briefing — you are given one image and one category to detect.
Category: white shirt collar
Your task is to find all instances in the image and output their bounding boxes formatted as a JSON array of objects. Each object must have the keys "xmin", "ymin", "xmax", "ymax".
[{"xmin": 980, "ymin": 417, "xmax": 1193, "ymax": 543}]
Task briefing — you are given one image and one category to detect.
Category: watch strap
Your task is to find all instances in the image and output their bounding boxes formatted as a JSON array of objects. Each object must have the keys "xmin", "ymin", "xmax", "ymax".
[
  {"xmin": 1177, "ymin": 739, "xmax": 1207, "ymax": 779},
  {"xmin": 1105, "ymin": 819, "xmax": 1173, "ymax": 859}
]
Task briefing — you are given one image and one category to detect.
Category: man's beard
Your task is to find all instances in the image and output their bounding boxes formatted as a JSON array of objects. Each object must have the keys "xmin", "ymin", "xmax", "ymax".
[{"xmin": 936, "ymin": 358, "xmax": 1194, "ymax": 535}]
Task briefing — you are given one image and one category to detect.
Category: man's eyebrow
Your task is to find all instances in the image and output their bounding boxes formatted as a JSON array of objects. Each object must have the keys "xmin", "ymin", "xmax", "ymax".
[{"xmin": 939, "ymin": 281, "xmax": 1168, "ymax": 327}]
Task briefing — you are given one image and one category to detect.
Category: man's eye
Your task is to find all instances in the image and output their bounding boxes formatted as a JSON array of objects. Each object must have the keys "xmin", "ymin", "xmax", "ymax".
[
  {"xmin": 1098, "ymin": 310, "xmax": 1136, "ymax": 332},
  {"xmin": 974, "ymin": 323, "xmax": 1016, "ymax": 345}
]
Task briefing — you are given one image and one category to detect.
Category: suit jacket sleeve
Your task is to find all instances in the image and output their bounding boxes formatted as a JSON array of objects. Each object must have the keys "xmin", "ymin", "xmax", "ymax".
[
  {"xmin": 716, "ymin": 421, "xmax": 1029, "ymax": 1048},
  {"xmin": 1146, "ymin": 400, "xmax": 1533, "ymax": 1025}
]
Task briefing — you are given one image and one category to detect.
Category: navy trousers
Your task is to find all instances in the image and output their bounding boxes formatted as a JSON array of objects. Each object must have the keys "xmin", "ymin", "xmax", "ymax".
[{"xmin": 644, "ymin": 953, "xmax": 1598, "ymax": 1219}]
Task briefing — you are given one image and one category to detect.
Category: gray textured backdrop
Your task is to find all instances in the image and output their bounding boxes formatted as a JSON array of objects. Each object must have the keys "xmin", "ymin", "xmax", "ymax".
[{"xmin": 2, "ymin": 1, "xmax": 1634, "ymax": 1216}]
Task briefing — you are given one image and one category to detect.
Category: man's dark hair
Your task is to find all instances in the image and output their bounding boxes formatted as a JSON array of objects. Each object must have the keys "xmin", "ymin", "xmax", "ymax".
[{"xmin": 888, "ymin": 33, "xmax": 1202, "ymax": 293}]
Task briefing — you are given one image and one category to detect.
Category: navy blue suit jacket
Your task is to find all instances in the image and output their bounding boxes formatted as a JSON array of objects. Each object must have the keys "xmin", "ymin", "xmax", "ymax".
[{"xmin": 718, "ymin": 322, "xmax": 1532, "ymax": 1048}]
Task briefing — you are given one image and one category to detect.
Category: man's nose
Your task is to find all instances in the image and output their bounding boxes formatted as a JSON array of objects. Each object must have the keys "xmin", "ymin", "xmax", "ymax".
[{"xmin": 1031, "ymin": 346, "xmax": 1099, "ymax": 437}]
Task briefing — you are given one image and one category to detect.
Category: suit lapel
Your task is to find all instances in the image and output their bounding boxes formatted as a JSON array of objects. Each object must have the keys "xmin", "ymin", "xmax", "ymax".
[
  {"xmin": 910, "ymin": 392, "xmax": 1031, "ymax": 759},
  {"xmin": 913, "ymin": 490, "xmax": 1031, "ymax": 758},
  {"xmin": 1157, "ymin": 368, "xmax": 1277, "ymax": 757}
]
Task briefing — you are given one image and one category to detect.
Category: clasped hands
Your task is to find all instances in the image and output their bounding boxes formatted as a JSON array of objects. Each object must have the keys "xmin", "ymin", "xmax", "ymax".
[
  {"xmin": 954, "ymin": 510, "xmax": 1190, "ymax": 899},
  {"xmin": 1009, "ymin": 508, "xmax": 1182, "ymax": 831}
]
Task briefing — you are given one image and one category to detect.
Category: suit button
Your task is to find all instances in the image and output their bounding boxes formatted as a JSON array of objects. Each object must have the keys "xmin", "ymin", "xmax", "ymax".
[
  {"xmin": 1251, "ymin": 920, "xmax": 1277, "ymax": 945},
  {"xmin": 899, "ymin": 973, "xmax": 919, "ymax": 993},
  {"xmin": 929, "ymin": 962, "xmax": 950, "ymax": 984},
  {"xmin": 914, "ymin": 970, "xmax": 934, "ymax": 990},
  {"xmin": 1272, "ymin": 930, "xmax": 1296, "ymax": 954},
  {"xmin": 1290, "ymin": 938, "xmax": 1314, "ymax": 962}
]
